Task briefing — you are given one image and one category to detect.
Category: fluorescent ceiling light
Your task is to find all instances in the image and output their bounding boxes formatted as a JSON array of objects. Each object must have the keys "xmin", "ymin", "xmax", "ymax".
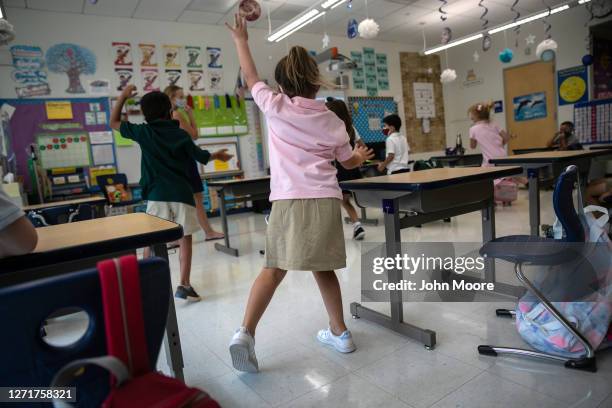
[
  {"xmin": 267, "ymin": 8, "xmax": 320, "ymax": 42},
  {"xmin": 321, "ymin": 0, "xmax": 344, "ymax": 8},
  {"xmin": 275, "ymin": 11, "xmax": 326, "ymax": 42},
  {"xmin": 424, "ymin": 33, "xmax": 483, "ymax": 55},
  {"xmin": 578, "ymin": 0, "xmax": 590, "ymax": 3},
  {"xmin": 330, "ymin": 0, "xmax": 347, "ymax": 10},
  {"xmin": 488, "ymin": 4, "xmax": 569, "ymax": 34}
]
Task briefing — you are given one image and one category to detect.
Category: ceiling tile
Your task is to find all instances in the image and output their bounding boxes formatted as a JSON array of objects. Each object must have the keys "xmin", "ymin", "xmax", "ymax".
[
  {"xmin": 376, "ymin": 5, "xmax": 433, "ymax": 30},
  {"xmin": 83, "ymin": 0, "xmax": 139, "ymax": 18},
  {"xmin": 177, "ymin": 10, "xmax": 225, "ymax": 24},
  {"xmin": 186, "ymin": 0, "xmax": 238, "ymax": 14},
  {"xmin": 132, "ymin": 0, "xmax": 192, "ymax": 21},
  {"xmin": 4, "ymin": 0, "xmax": 26, "ymax": 7},
  {"xmin": 348, "ymin": 0, "xmax": 410, "ymax": 19},
  {"xmin": 270, "ymin": 3, "xmax": 309, "ymax": 20},
  {"xmin": 25, "ymin": 0, "xmax": 84, "ymax": 13}
]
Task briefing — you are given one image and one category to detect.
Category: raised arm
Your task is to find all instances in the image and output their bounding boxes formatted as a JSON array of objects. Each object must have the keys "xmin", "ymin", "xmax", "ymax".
[
  {"xmin": 173, "ymin": 108, "xmax": 198, "ymax": 140},
  {"xmin": 226, "ymin": 14, "xmax": 260, "ymax": 90},
  {"xmin": 110, "ymin": 84, "xmax": 137, "ymax": 130},
  {"xmin": 341, "ymin": 145, "xmax": 374, "ymax": 170},
  {"xmin": 499, "ymin": 129, "xmax": 511, "ymax": 145}
]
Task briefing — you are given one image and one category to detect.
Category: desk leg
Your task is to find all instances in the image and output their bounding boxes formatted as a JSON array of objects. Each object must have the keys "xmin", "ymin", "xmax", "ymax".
[
  {"xmin": 151, "ymin": 243, "xmax": 185, "ymax": 382},
  {"xmin": 528, "ymin": 168, "xmax": 541, "ymax": 236},
  {"xmin": 350, "ymin": 198, "xmax": 436, "ymax": 350},
  {"xmin": 214, "ymin": 189, "xmax": 239, "ymax": 257},
  {"xmin": 481, "ymin": 196, "xmax": 496, "ymax": 283}
]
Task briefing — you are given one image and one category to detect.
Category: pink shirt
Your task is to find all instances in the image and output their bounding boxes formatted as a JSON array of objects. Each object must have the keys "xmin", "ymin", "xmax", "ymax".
[
  {"xmin": 252, "ymin": 81, "xmax": 353, "ymax": 201},
  {"xmin": 469, "ymin": 121, "xmax": 507, "ymax": 166}
]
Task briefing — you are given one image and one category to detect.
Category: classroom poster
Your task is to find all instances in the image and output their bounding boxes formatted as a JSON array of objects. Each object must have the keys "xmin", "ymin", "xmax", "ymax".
[
  {"xmin": 207, "ymin": 47, "xmax": 222, "ymax": 68},
  {"xmin": 112, "ymin": 42, "xmax": 132, "ymax": 66},
  {"xmin": 350, "ymin": 51, "xmax": 362, "ymax": 63},
  {"xmin": 88, "ymin": 79, "xmax": 111, "ymax": 95},
  {"xmin": 141, "ymin": 68, "xmax": 160, "ymax": 92},
  {"xmin": 513, "ymin": 92, "xmax": 547, "ymax": 121},
  {"xmin": 114, "ymin": 68, "xmax": 134, "ymax": 91},
  {"xmin": 376, "ymin": 53, "xmax": 387, "ymax": 66},
  {"xmin": 363, "ymin": 47, "xmax": 375, "ymax": 64},
  {"xmin": 557, "ymin": 65, "xmax": 588, "ymax": 106},
  {"xmin": 353, "ymin": 78, "xmax": 365, "ymax": 89},
  {"xmin": 208, "ymin": 70, "xmax": 222, "ymax": 91},
  {"xmin": 378, "ymin": 78, "xmax": 389, "ymax": 90},
  {"xmin": 185, "ymin": 46, "xmax": 203, "ymax": 69},
  {"xmin": 45, "ymin": 101, "xmax": 73, "ymax": 120},
  {"xmin": 164, "ymin": 69, "xmax": 182, "ymax": 88},
  {"xmin": 138, "ymin": 43, "xmax": 157, "ymax": 67},
  {"xmin": 188, "ymin": 70, "xmax": 205, "ymax": 92},
  {"xmin": 593, "ymin": 37, "xmax": 612, "ymax": 99},
  {"xmin": 10, "ymin": 45, "xmax": 50, "ymax": 98},
  {"xmin": 163, "ymin": 45, "xmax": 182, "ymax": 69}
]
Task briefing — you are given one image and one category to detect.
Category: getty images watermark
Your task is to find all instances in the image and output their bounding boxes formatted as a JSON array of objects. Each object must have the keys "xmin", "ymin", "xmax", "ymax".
[{"xmin": 360, "ymin": 242, "xmax": 607, "ymax": 302}]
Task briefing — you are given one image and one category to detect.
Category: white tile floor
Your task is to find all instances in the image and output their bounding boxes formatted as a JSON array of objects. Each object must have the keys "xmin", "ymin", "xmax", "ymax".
[{"xmin": 46, "ymin": 189, "xmax": 612, "ymax": 408}]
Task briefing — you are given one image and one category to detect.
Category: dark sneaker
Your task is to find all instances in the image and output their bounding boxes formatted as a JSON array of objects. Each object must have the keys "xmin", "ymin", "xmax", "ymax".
[
  {"xmin": 353, "ymin": 225, "xmax": 365, "ymax": 240},
  {"xmin": 175, "ymin": 285, "xmax": 202, "ymax": 302}
]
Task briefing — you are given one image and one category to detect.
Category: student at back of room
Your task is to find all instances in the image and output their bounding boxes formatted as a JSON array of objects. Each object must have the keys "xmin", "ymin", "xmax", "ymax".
[{"xmin": 225, "ymin": 15, "xmax": 374, "ymax": 373}]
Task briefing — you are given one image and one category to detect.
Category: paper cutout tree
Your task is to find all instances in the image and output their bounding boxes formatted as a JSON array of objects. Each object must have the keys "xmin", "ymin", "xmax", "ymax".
[{"xmin": 46, "ymin": 43, "xmax": 96, "ymax": 93}]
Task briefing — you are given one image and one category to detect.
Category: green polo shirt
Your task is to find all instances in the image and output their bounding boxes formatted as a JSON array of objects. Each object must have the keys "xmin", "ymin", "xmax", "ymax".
[{"xmin": 119, "ymin": 120, "xmax": 210, "ymax": 206}]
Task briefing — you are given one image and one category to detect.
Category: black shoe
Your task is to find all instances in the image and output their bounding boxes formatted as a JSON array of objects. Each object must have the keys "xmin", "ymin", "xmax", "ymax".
[
  {"xmin": 175, "ymin": 285, "xmax": 202, "ymax": 302},
  {"xmin": 353, "ymin": 225, "xmax": 365, "ymax": 240}
]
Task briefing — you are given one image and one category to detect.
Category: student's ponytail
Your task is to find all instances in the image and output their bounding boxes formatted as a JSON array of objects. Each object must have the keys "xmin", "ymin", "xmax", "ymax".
[{"xmin": 275, "ymin": 46, "xmax": 329, "ymax": 98}]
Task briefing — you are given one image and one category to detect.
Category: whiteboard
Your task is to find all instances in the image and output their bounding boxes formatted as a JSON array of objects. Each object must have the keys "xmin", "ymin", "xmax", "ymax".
[{"xmin": 196, "ymin": 141, "xmax": 241, "ymax": 175}]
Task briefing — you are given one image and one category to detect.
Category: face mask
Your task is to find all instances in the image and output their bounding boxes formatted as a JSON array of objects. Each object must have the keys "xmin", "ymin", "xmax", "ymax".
[
  {"xmin": 175, "ymin": 98, "xmax": 186, "ymax": 109},
  {"xmin": 382, "ymin": 128, "xmax": 390, "ymax": 136}
]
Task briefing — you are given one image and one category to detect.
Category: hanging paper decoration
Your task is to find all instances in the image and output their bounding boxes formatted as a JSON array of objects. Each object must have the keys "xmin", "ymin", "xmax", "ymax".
[
  {"xmin": 541, "ymin": 0, "xmax": 552, "ymax": 40},
  {"xmin": 582, "ymin": 3, "xmax": 594, "ymax": 66},
  {"xmin": 525, "ymin": 34, "xmax": 535, "ymax": 55},
  {"xmin": 479, "ymin": 0, "xmax": 491, "ymax": 51},
  {"xmin": 510, "ymin": 0, "xmax": 521, "ymax": 47},
  {"xmin": 473, "ymin": 51, "xmax": 480, "ymax": 62},
  {"xmin": 482, "ymin": 35, "xmax": 492, "ymax": 51},
  {"xmin": 238, "ymin": 0, "xmax": 261, "ymax": 22},
  {"xmin": 499, "ymin": 48, "xmax": 513, "ymax": 63},
  {"xmin": 536, "ymin": 38, "xmax": 557, "ymax": 61},
  {"xmin": 348, "ymin": 18, "xmax": 359, "ymax": 39},
  {"xmin": 441, "ymin": 27, "xmax": 452, "ymax": 45},
  {"xmin": 322, "ymin": 33, "xmax": 330, "ymax": 49},
  {"xmin": 440, "ymin": 69, "xmax": 457, "ymax": 83},
  {"xmin": 582, "ymin": 54, "xmax": 593, "ymax": 66},
  {"xmin": 0, "ymin": 19, "xmax": 16, "ymax": 46},
  {"xmin": 438, "ymin": 0, "xmax": 448, "ymax": 21},
  {"xmin": 358, "ymin": 19, "xmax": 380, "ymax": 39},
  {"xmin": 347, "ymin": 0, "xmax": 353, "ymax": 9}
]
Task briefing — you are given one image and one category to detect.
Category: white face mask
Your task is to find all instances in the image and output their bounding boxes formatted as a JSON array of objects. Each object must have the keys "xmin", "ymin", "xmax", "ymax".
[{"xmin": 174, "ymin": 98, "xmax": 186, "ymax": 109}]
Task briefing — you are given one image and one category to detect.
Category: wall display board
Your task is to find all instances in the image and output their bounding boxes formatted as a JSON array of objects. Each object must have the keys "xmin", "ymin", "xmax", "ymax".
[
  {"xmin": 192, "ymin": 95, "xmax": 248, "ymax": 137},
  {"xmin": 347, "ymin": 96, "xmax": 397, "ymax": 143},
  {"xmin": 196, "ymin": 141, "xmax": 240, "ymax": 175},
  {"xmin": 574, "ymin": 98, "xmax": 612, "ymax": 144}
]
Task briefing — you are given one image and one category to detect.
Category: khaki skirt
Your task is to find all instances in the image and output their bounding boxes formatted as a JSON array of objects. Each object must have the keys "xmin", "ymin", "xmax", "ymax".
[{"xmin": 264, "ymin": 198, "xmax": 346, "ymax": 271}]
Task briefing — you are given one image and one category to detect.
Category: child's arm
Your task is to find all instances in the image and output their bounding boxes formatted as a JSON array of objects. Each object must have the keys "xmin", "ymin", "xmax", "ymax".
[
  {"xmin": 187, "ymin": 143, "xmax": 233, "ymax": 165},
  {"xmin": 173, "ymin": 108, "xmax": 198, "ymax": 140},
  {"xmin": 0, "ymin": 216, "xmax": 38, "ymax": 258},
  {"xmin": 377, "ymin": 153, "xmax": 394, "ymax": 173},
  {"xmin": 110, "ymin": 85, "xmax": 137, "ymax": 130},
  {"xmin": 341, "ymin": 145, "xmax": 375, "ymax": 170},
  {"xmin": 499, "ymin": 129, "xmax": 511, "ymax": 145},
  {"xmin": 470, "ymin": 139, "xmax": 478, "ymax": 149},
  {"xmin": 226, "ymin": 14, "xmax": 260, "ymax": 90}
]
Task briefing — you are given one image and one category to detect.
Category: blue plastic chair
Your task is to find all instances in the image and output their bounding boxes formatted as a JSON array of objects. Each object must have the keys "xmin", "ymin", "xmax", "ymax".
[
  {"xmin": 0, "ymin": 258, "xmax": 171, "ymax": 406},
  {"xmin": 27, "ymin": 204, "xmax": 95, "ymax": 227},
  {"xmin": 477, "ymin": 165, "xmax": 597, "ymax": 372}
]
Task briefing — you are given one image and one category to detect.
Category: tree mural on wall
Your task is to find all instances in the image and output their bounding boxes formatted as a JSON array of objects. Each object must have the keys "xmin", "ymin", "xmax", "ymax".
[{"xmin": 46, "ymin": 43, "xmax": 96, "ymax": 93}]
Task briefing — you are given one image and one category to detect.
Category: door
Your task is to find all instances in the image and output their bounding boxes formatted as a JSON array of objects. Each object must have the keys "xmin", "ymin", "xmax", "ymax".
[{"xmin": 503, "ymin": 61, "xmax": 557, "ymax": 153}]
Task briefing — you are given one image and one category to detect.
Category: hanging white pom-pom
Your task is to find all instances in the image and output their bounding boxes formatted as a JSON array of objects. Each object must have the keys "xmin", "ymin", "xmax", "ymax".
[
  {"xmin": 358, "ymin": 18, "xmax": 379, "ymax": 39},
  {"xmin": 440, "ymin": 68, "xmax": 457, "ymax": 83},
  {"xmin": 0, "ymin": 20, "xmax": 16, "ymax": 46},
  {"xmin": 535, "ymin": 38, "xmax": 557, "ymax": 61}
]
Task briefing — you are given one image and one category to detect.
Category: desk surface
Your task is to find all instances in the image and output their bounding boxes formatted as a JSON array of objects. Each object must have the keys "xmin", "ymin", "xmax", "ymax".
[
  {"xmin": 589, "ymin": 145, "xmax": 612, "ymax": 150},
  {"xmin": 340, "ymin": 166, "xmax": 521, "ymax": 191},
  {"xmin": 0, "ymin": 213, "xmax": 183, "ymax": 273},
  {"xmin": 430, "ymin": 154, "xmax": 483, "ymax": 161},
  {"xmin": 23, "ymin": 196, "xmax": 106, "ymax": 211},
  {"xmin": 490, "ymin": 150, "xmax": 609, "ymax": 164},
  {"xmin": 207, "ymin": 176, "xmax": 271, "ymax": 187}
]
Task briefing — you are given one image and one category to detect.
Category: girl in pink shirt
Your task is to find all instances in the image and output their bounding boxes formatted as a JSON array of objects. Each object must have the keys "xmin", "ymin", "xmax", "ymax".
[
  {"xmin": 226, "ymin": 15, "xmax": 373, "ymax": 373},
  {"xmin": 468, "ymin": 102, "xmax": 510, "ymax": 166}
]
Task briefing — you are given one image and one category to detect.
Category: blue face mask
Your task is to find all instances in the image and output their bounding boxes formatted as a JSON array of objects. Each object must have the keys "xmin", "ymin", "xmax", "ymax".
[{"xmin": 175, "ymin": 98, "xmax": 186, "ymax": 109}]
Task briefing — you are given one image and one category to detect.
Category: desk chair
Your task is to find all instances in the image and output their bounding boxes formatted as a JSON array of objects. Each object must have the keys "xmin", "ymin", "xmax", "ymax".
[
  {"xmin": 0, "ymin": 258, "xmax": 170, "ymax": 406},
  {"xmin": 27, "ymin": 203, "xmax": 95, "ymax": 227},
  {"xmin": 478, "ymin": 165, "xmax": 597, "ymax": 372},
  {"xmin": 97, "ymin": 174, "xmax": 139, "ymax": 215}
]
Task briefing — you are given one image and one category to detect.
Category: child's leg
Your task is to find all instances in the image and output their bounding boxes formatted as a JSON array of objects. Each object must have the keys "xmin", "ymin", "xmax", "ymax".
[
  {"xmin": 312, "ymin": 270, "xmax": 347, "ymax": 335},
  {"xmin": 179, "ymin": 234, "xmax": 193, "ymax": 286},
  {"xmin": 143, "ymin": 247, "xmax": 151, "ymax": 258},
  {"xmin": 193, "ymin": 192, "xmax": 224, "ymax": 239},
  {"xmin": 341, "ymin": 193, "xmax": 359, "ymax": 224},
  {"xmin": 242, "ymin": 267, "xmax": 286, "ymax": 336}
]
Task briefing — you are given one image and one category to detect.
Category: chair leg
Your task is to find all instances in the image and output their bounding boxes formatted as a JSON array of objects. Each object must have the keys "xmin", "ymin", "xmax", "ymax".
[
  {"xmin": 478, "ymin": 263, "xmax": 597, "ymax": 372},
  {"xmin": 495, "ymin": 309, "xmax": 515, "ymax": 317}
]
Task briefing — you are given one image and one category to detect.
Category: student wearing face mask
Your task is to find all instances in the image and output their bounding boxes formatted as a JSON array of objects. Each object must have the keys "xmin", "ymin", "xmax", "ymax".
[
  {"xmin": 377, "ymin": 114, "xmax": 410, "ymax": 175},
  {"xmin": 164, "ymin": 85, "xmax": 224, "ymax": 241}
]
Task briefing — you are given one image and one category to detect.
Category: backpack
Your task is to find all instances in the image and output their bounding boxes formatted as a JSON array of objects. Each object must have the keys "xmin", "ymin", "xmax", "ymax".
[
  {"xmin": 51, "ymin": 255, "xmax": 220, "ymax": 408},
  {"xmin": 412, "ymin": 159, "xmax": 442, "ymax": 171}
]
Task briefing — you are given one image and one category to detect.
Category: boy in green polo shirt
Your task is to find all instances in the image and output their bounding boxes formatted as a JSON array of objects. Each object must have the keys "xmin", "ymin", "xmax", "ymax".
[{"xmin": 110, "ymin": 85, "xmax": 232, "ymax": 301}]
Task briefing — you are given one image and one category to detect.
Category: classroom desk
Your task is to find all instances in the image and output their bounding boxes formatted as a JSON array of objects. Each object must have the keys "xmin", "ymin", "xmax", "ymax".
[
  {"xmin": 23, "ymin": 195, "xmax": 106, "ymax": 217},
  {"xmin": 429, "ymin": 154, "xmax": 483, "ymax": 168},
  {"xmin": 0, "ymin": 213, "xmax": 186, "ymax": 381},
  {"xmin": 490, "ymin": 150, "xmax": 612, "ymax": 236},
  {"xmin": 340, "ymin": 166, "xmax": 522, "ymax": 349},
  {"xmin": 207, "ymin": 176, "xmax": 271, "ymax": 257}
]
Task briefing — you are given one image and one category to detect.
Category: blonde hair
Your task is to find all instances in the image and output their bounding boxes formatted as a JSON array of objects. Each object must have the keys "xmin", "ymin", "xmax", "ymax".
[
  {"xmin": 163, "ymin": 85, "xmax": 182, "ymax": 99},
  {"xmin": 468, "ymin": 101, "xmax": 494, "ymax": 121},
  {"xmin": 274, "ymin": 46, "xmax": 328, "ymax": 98}
]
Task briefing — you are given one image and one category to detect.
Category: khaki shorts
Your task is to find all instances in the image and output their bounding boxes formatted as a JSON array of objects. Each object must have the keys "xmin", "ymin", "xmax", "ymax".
[
  {"xmin": 146, "ymin": 201, "xmax": 199, "ymax": 236},
  {"xmin": 264, "ymin": 198, "xmax": 346, "ymax": 271}
]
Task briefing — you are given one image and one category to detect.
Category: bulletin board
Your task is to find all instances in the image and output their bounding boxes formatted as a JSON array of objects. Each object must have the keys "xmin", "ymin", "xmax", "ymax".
[
  {"xmin": 348, "ymin": 96, "xmax": 398, "ymax": 143},
  {"xmin": 0, "ymin": 97, "xmax": 117, "ymax": 192},
  {"xmin": 574, "ymin": 98, "xmax": 612, "ymax": 145},
  {"xmin": 196, "ymin": 141, "xmax": 241, "ymax": 175},
  {"xmin": 192, "ymin": 95, "xmax": 248, "ymax": 137}
]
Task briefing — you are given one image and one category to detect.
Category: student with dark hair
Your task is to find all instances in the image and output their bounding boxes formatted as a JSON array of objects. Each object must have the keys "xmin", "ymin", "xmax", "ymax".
[
  {"xmin": 547, "ymin": 121, "xmax": 579, "ymax": 150},
  {"xmin": 110, "ymin": 85, "xmax": 233, "ymax": 301},
  {"xmin": 378, "ymin": 114, "xmax": 410, "ymax": 174}
]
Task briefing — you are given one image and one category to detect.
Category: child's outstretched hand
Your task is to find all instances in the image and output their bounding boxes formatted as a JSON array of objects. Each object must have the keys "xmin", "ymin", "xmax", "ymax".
[
  {"xmin": 226, "ymin": 13, "xmax": 248, "ymax": 42},
  {"xmin": 120, "ymin": 84, "xmax": 137, "ymax": 100},
  {"xmin": 355, "ymin": 145, "xmax": 375, "ymax": 163},
  {"xmin": 212, "ymin": 148, "xmax": 234, "ymax": 162}
]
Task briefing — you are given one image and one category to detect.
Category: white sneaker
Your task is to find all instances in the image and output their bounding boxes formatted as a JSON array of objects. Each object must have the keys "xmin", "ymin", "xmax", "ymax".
[
  {"xmin": 229, "ymin": 327, "xmax": 259, "ymax": 373},
  {"xmin": 317, "ymin": 328, "xmax": 356, "ymax": 353}
]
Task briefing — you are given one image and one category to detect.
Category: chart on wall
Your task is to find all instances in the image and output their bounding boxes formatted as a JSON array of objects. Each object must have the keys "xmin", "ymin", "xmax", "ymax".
[
  {"xmin": 574, "ymin": 98, "xmax": 612, "ymax": 144},
  {"xmin": 196, "ymin": 141, "xmax": 240, "ymax": 175},
  {"xmin": 348, "ymin": 97, "xmax": 397, "ymax": 143},
  {"xmin": 37, "ymin": 133, "xmax": 91, "ymax": 169},
  {"xmin": 349, "ymin": 48, "xmax": 388, "ymax": 96}
]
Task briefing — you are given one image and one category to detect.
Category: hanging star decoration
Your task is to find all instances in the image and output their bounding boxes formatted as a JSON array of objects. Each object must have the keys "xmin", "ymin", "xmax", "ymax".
[
  {"xmin": 322, "ymin": 32, "xmax": 330, "ymax": 49},
  {"xmin": 525, "ymin": 34, "xmax": 536, "ymax": 45},
  {"xmin": 473, "ymin": 51, "xmax": 480, "ymax": 62}
]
